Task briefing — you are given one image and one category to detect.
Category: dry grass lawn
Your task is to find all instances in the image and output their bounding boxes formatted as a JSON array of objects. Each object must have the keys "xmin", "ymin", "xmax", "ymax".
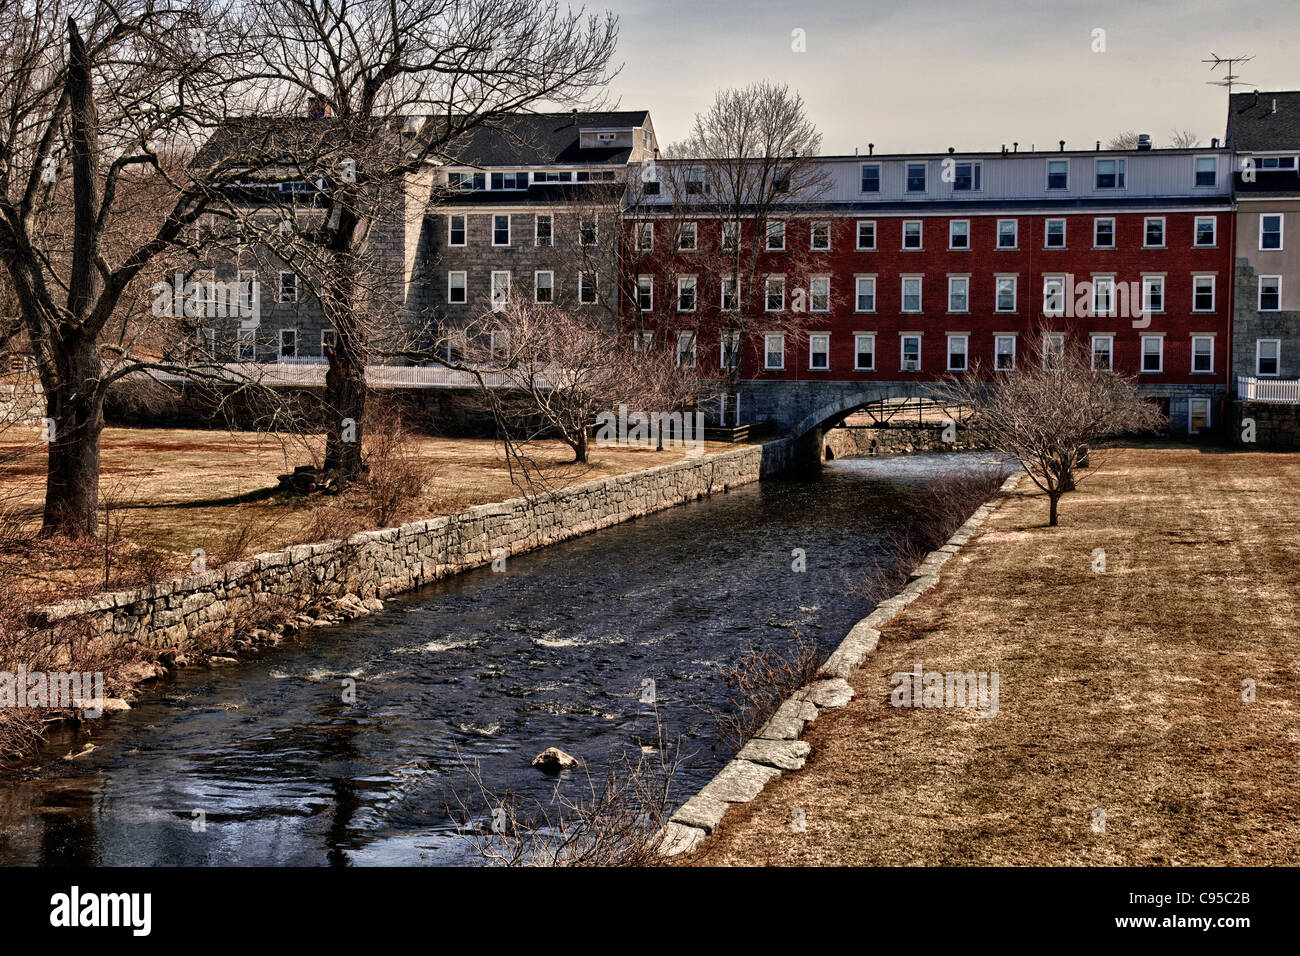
[
  {"xmin": 0, "ymin": 426, "xmax": 728, "ymax": 597},
  {"xmin": 689, "ymin": 444, "xmax": 1300, "ymax": 866}
]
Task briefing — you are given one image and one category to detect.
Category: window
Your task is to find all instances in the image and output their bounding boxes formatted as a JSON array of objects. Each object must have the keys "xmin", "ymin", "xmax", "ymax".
[
  {"xmin": 1260, "ymin": 214, "xmax": 1283, "ymax": 250},
  {"xmin": 720, "ymin": 276, "xmax": 739, "ymax": 311},
  {"xmin": 948, "ymin": 276, "xmax": 969, "ymax": 312},
  {"xmin": 488, "ymin": 331, "xmax": 507, "ymax": 361},
  {"xmin": 995, "ymin": 335, "xmax": 1016, "ymax": 371},
  {"xmin": 1141, "ymin": 335, "xmax": 1163, "ymax": 372},
  {"xmin": 448, "ymin": 215, "xmax": 466, "ymax": 246},
  {"xmin": 1045, "ymin": 219, "xmax": 1066, "ymax": 249},
  {"xmin": 1189, "ymin": 398, "xmax": 1211, "ymax": 434},
  {"xmin": 1091, "ymin": 335, "xmax": 1114, "ymax": 371},
  {"xmin": 1094, "ymin": 276, "xmax": 1116, "ymax": 316},
  {"xmin": 678, "ymin": 222, "xmax": 698, "ymax": 251},
  {"xmin": 854, "ymin": 334, "xmax": 876, "ymax": 370},
  {"xmin": 579, "ymin": 272, "xmax": 597, "ymax": 304},
  {"xmin": 533, "ymin": 170, "xmax": 571, "ymax": 184},
  {"xmin": 197, "ymin": 327, "xmax": 216, "ymax": 357},
  {"xmin": 447, "ymin": 171, "xmax": 485, "ymax": 190},
  {"xmin": 947, "ymin": 334, "xmax": 968, "ymax": 371},
  {"xmin": 766, "ymin": 221, "xmax": 786, "ymax": 251},
  {"xmin": 1043, "ymin": 332, "xmax": 1066, "ymax": 365},
  {"xmin": 1259, "ymin": 276, "xmax": 1281, "ymax": 311},
  {"xmin": 997, "ymin": 219, "xmax": 1018, "ymax": 249},
  {"xmin": 773, "ymin": 169, "xmax": 791, "ymax": 193},
  {"xmin": 721, "ymin": 331, "xmax": 741, "ymax": 370},
  {"xmin": 1259, "ymin": 156, "xmax": 1299, "ymax": 169},
  {"xmin": 237, "ymin": 270, "xmax": 257, "ymax": 314},
  {"xmin": 949, "ymin": 220, "xmax": 970, "ymax": 250},
  {"xmin": 677, "ymin": 276, "xmax": 696, "ymax": 312},
  {"xmin": 1094, "ymin": 218, "xmax": 1115, "ymax": 248},
  {"xmin": 1193, "ymin": 276, "xmax": 1215, "ymax": 312},
  {"xmin": 1191, "ymin": 336, "xmax": 1214, "ymax": 373},
  {"xmin": 901, "ymin": 335, "xmax": 922, "ymax": 371},
  {"xmin": 491, "ymin": 271, "xmax": 510, "ymax": 310},
  {"xmin": 636, "ymin": 330, "xmax": 655, "ymax": 351},
  {"xmin": 236, "ymin": 328, "xmax": 255, "ymax": 361},
  {"xmin": 811, "ymin": 222, "xmax": 831, "ymax": 250},
  {"xmin": 321, "ymin": 329, "xmax": 337, "ymax": 354},
  {"xmin": 535, "ymin": 215, "xmax": 552, "ymax": 246},
  {"xmin": 1194, "ymin": 156, "xmax": 1217, "ymax": 187},
  {"xmin": 1194, "ymin": 217, "xmax": 1216, "ymax": 247},
  {"xmin": 677, "ymin": 331, "xmax": 696, "ymax": 368},
  {"xmin": 278, "ymin": 272, "xmax": 298, "ymax": 303},
  {"xmin": 809, "ymin": 333, "xmax": 830, "ymax": 370},
  {"xmin": 535, "ymin": 270, "xmax": 554, "ymax": 304},
  {"xmin": 903, "ymin": 220, "xmax": 922, "ymax": 249},
  {"xmin": 722, "ymin": 222, "xmax": 739, "ymax": 251},
  {"xmin": 492, "ymin": 215, "xmax": 510, "ymax": 246},
  {"xmin": 1047, "ymin": 159, "xmax": 1069, "ymax": 190},
  {"xmin": 490, "ymin": 171, "xmax": 528, "ymax": 190},
  {"xmin": 855, "ymin": 276, "xmax": 876, "ymax": 312},
  {"xmin": 809, "ymin": 276, "xmax": 830, "ymax": 312},
  {"xmin": 856, "ymin": 220, "xmax": 877, "ymax": 250},
  {"xmin": 860, "ymin": 163, "xmax": 880, "ymax": 193},
  {"xmin": 1144, "ymin": 217, "xmax": 1165, "ymax": 248},
  {"xmin": 636, "ymin": 276, "xmax": 652, "ymax": 312},
  {"xmin": 995, "ymin": 276, "xmax": 1016, "ymax": 312},
  {"xmin": 906, "ymin": 163, "xmax": 927, "ymax": 192},
  {"xmin": 1043, "ymin": 276, "xmax": 1065, "ymax": 314},
  {"xmin": 579, "ymin": 217, "xmax": 597, "ymax": 246},
  {"xmin": 765, "ymin": 276, "xmax": 785, "ymax": 311},
  {"xmin": 684, "ymin": 167, "xmax": 706, "ymax": 194},
  {"xmin": 635, "ymin": 222, "xmax": 653, "ymax": 251},
  {"xmin": 764, "ymin": 333, "xmax": 785, "ymax": 370},
  {"xmin": 1257, "ymin": 338, "xmax": 1281, "ymax": 376},
  {"xmin": 1142, "ymin": 275, "xmax": 1164, "ymax": 313},
  {"xmin": 952, "ymin": 162, "xmax": 981, "ymax": 191},
  {"xmin": 447, "ymin": 271, "xmax": 467, "ymax": 304},
  {"xmin": 278, "ymin": 328, "xmax": 297, "ymax": 360},
  {"xmin": 1095, "ymin": 158, "xmax": 1126, "ymax": 188},
  {"xmin": 902, "ymin": 276, "xmax": 922, "ymax": 313}
]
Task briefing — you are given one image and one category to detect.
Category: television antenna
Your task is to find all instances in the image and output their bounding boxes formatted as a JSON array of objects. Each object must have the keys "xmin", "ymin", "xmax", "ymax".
[{"xmin": 1203, "ymin": 53, "xmax": 1254, "ymax": 95}]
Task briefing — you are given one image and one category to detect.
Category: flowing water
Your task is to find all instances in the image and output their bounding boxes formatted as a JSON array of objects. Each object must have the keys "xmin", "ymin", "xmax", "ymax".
[{"xmin": 0, "ymin": 452, "xmax": 1003, "ymax": 866}]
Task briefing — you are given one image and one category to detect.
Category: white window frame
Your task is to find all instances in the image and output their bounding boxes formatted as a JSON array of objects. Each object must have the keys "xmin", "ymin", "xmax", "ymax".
[
  {"xmin": 676, "ymin": 331, "xmax": 696, "ymax": 369},
  {"xmin": 1259, "ymin": 275, "xmax": 1282, "ymax": 311},
  {"xmin": 809, "ymin": 275, "xmax": 830, "ymax": 313},
  {"xmin": 678, "ymin": 222, "xmax": 698, "ymax": 252},
  {"xmin": 1095, "ymin": 157, "xmax": 1126, "ymax": 189},
  {"xmin": 764, "ymin": 333, "xmax": 785, "ymax": 370},
  {"xmin": 946, "ymin": 334, "xmax": 969, "ymax": 372},
  {"xmin": 534, "ymin": 270, "xmax": 554, "ymax": 304},
  {"xmin": 855, "ymin": 276, "xmax": 876, "ymax": 313},
  {"xmin": 766, "ymin": 220, "xmax": 786, "ymax": 251},
  {"xmin": 448, "ymin": 214, "xmax": 466, "ymax": 247},
  {"xmin": 635, "ymin": 275, "xmax": 653, "ymax": 312},
  {"xmin": 856, "ymin": 220, "xmax": 877, "ymax": 251},
  {"xmin": 1257, "ymin": 338, "xmax": 1281, "ymax": 377},
  {"xmin": 490, "ymin": 270, "xmax": 511, "ymax": 310},
  {"xmin": 535, "ymin": 214, "xmax": 553, "ymax": 247},
  {"xmin": 994, "ymin": 334, "xmax": 1016, "ymax": 371},
  {"xmin": 900, "ymin": 334, "xmax": 922, "ymax": 372},
  {"xmin": 278, "ymin": 328, "xmax": 297, "ymax": 360},
  {"xmin": 578, "ymin": 215, "xmax": 598, "ymax": 246},
  {"xmin": 1042, "ymin": 332, "xmax": 1065, "ymax": 367},
  {"xmin": 676, "ymin": 275, "xmax": 697, "ymax": 313},
  {"xmin": 720, "ymin": 275, "xmax": 739, "ymax": 312},
  {"xmin": 860, "ymin": 163, "xmax": 881, "ymax": 193},
  {"xmin": 721, "ymin": 331, "xmax": 741, "ymax": 370},
  {"xmin": 635, "ymin": 221, "xmax": 653, "ymax": 251},
  {"xmin": 1192, "ymin": 275, "xmax": 1215, "ymax": 313},
  {"xmin": 1043, "ymin": 276, "xmax": 1066, "ymax": 315},
  {"xmin": 1194, "ymin": 155, "xmax": 1218, "ymax": 188},
  {"xmin": 809, "ymin": 333, "xmax": 830, "ymax": 371},
  {"xmin": 901, "ymin": 275, "xmax": 922, "ymax": 313},
  {"xmin": 1142, "ymin": 275, "xmax": 1165, "ymax": 314},
  {"xmin": 1188, "ymin": 398, "xmax": 1212, "ymax": 434},
  {"xmin": 996, "ymin": 218, "xmax": 1018, "ymax": 249},
  {"xmin": 492, "ymin": 214, "xmax": 510, "ymax": 247},
  {"xmin": 447, "ymin": 270, "xmax": 467, "ymax": 305},
  {"xmin": 1194, "ymin": 216, "xmax": 1217, "ymax": 247},
  {"xmin": 947, "ymin": 275, "xmax": 969, "ymax": 313},
  {"xmin": 1140, "ymin": 334, "xmax": 1164, "ymax": 373},
  {"xmin": 1093, "ymin": 217, "xmax": 1115, "ymax": 249},
  {"xmin": 995, "ymin": 276, "xmax": 1017, "ymax": 313},
  {"xmin": 237, "ymin": 269, "xmax": 257, "ymax": 314},
  {"xmin": 948, "ymin": 219, "xmax": 970, "ymax": 250},
  {"xmin": 1260, "ymin": 214, "xmax": 1284, "ymax": 251},
  {"xmin": 765, "ymin": 275, "xmax": 786, "ymax": 312},
  {"xmin": 811, "ymin": 221, "xmax": 831, "ymax": 251},
  {"xmin": 578, "ymin": 271, "xmax": 597, "ymax": 305},
  {"xmin": 277, "ymin": 271, "xmax": 298, "ymax": 304},
  {"xmin": 854, "ymin": 333, "xmax": 876, "ymax": 371},
  {"xmin": 1190, "ymin": 335, "xmax": 1215, "ymax": 374},
  {"xmin": 1091, "ymin": 334, "xmax": 1114, "ymax": 371},
  {"xmin": 902, "ymin": 220, "xmax": 923, "ymax": 250},
  {"xmin": 1046, "ymin": 158, "xmax": 1069, "ymax": 190},
  {"xmin": 1093, "ymin": 276, "xmax": 1116, "ymax": 317},
  {"xmin": 321, "ymin": 329, "xmax": 337, "ymax": 354},
  {"xmin": 1045, "ymin": 218, "xmax": 1066, "ymax": 249},
  {"xmin": 1143, "ymin": 217, "xmax": 1166, "ymax": 249}
]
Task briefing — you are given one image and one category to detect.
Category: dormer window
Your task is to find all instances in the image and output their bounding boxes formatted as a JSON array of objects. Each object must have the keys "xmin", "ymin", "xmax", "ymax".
[
  {"xmin": 685, "ymin": 167, "xmax": 707, "ymax": 194},
  {"xmin": 596, "ymin": 132, "xmax": 616, "ymax": 144}
]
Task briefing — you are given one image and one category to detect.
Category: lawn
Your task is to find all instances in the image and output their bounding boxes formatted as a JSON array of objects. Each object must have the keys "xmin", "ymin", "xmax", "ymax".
[
  {"xmin": 0, "ymin": 426, "xmax": 728, "ymax": 599},
  {"xmin": 688, "ymin": 444, "xmax": 1300, "ymax": 866}
]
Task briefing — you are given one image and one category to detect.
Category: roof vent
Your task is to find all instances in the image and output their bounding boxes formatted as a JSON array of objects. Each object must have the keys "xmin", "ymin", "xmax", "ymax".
[
  {"xmin": 1059, "ymin": 140, "xmax": 1066, "ymax": 151},
  {"xmin": 1272, "ymin": 98, "xmax": 1278, "ymax": 114},
  {"xmin": 1137, "ymin": 133, "xmax": 1152, "ymax": 150}
]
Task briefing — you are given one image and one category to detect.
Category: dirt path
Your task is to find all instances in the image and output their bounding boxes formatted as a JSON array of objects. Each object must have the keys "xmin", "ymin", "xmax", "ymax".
[{"xmin": 689, "ymin": 445, "xmax": 1300, "ymax": 866}]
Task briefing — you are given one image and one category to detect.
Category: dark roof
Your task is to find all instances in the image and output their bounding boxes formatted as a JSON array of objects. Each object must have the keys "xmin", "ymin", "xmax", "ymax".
[
  {"xmin": 1228, "ymin": 91, "xmax": 1300, "ymax": 151},
  {"xmin": 439, "ymin": 111, "xmax": 650, "ymax": 167}
]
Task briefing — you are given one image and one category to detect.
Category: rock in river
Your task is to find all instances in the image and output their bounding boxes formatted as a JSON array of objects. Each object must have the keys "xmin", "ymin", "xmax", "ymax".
[{"xmin": 531, "ymin": 747, "xmax": 579, "ymax": 773}]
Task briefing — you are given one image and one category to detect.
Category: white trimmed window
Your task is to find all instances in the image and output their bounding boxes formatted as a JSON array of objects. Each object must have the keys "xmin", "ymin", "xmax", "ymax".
[
  {"xmin": 900, "ymin": 334, "xmax": 922, "ymax": 371},
  {"xmin": 722, "ymin": 222, "xmax": 739, "ymax": 251},
  {"xmin": 1095, "ymin": 158, "xmax": 1126, "ymax": 188},
  {"xmin": 1191, "ymin": 336, "xmax": 1214, "ymax": 373},
  {"xmin": 997, "ymin": 219, "xmax": 1018, "ymax": 249},
  {"xmin": 1257, "ymin": 338, "xmax": 1281, "ymax": 376},
  {"xmin": 996, "ymin": 276, "xmax": 1016, "ymax": 313},
  {"xmin": 809, "ymin": 333, "xmax": 830, "ymax": 370},
  {"xmin": 635, "ymin": 221, "xmax": 653, "ymax": 250},
  {"xmin": 1043, "ymin": 276, "xmax": 1065, "ymax": 315},
  {"xmin": 1140, "ymin": 335, "xmax": 1164, "ymax": 373},
  {"xmin": 1045, "ymin": 219, "xmax": 1066, "ymax": 249},
  {"xmin": 721, "ymin": 276, "xmax": 739, "ymax": 311},
  {"xmin": 636, "ymin": 276, "xmax": 653, "ymax": 312},
  {"xmin": 1144, "ymin": 217, "xmax": 1165, "ymax": 248},
  {"xmin": 278, "ymin": 272, "xmax": 298, "ymax": 303},
  {"xmin": 1091, "ymin": 334, "xmax": 1114, "ymax": 371},
  {"xmin": 535, "ymin": 270, "xmax": 554, "ymax": 304},
  {"xmin": 949, "ymin": 220, "xmax": 970, "ymax": 250},
  {"xmin": 1195, "ymin": 156, "xmax": 1217, "ymax": 187},
  {"xmin": 535, "ymin": 214, "xmax": 553, "ymax": 246},
  {"xmin": 764, "ymin": 333, "xmax": 785, "ymax": 370},
  {"xmin": 811, "ymin": 222, "xmax": 831, "ymax": 251},
  {"xmin": 1260, "ymin": 214, "xmax": 1283, "ymax": 250},
  {"xmin": 579, "ymin": 272, "xmax": 597, "ymax": 304},
  {"xmin": 492, "ymin": 214, "xmax": 510, "ymax": 246},
  {"xmin": 947, "ymin": 334, "xmax": 969, "ymax": 372},
  {"xmin": 677, "ymin": 331, "xmax": 696, "ymax": 369},
  {"xmin": 238, "ymin": 270, "xmax": 257, "ymax": 314},
  {"xmin": 855, "ymin": 276, "xmax": 876, "ymax": 313},
  {"xmin": 1193, "ymin": 276, "xmax": 1215, "ymax": 312},
  {"xmin": 854, "ymin": 333, "xmax": 876, "ymax": 371},
  {"xmin": 1194, "ymin": 216, "xmax": 1216, "ymax": 247},
  {"xmin": 1189, "ymin": 398, "xmax": 1211, "ymax": 434},
  {"xmin": 721, "ymin": 331, "xmax": 741, "ymax": 370},
  {"xmin": 765, "ymin": 276, "xmax": 785, "ymax": 312},
  {"xmin": 1259, "ymin": 276, "xmax": 1281, "ymax": 311},
  {"xmin": 447, "ymin": 271, "xmax": 467, "ymax": 304},
  {"xmin": 278, "ymin": 328, "xmax": 297, "ymax": 359},
  {"xmin": 766, "ymin": 221, "xmax": 786, "ymax": 251},
  {"xmin": 856, "ymin": 220, "xmax": 876, "ymax": 250},
  {"xmin": 678, "ymin": 222, "xmax": 697, "ymax": 251},
  {"xmin": 448, "ymin": 214, "xmax": 466, "ymax": 246},
  {"xmin": 490, "ymin": 271, "xmax": 510, "ymax": 310},
  {"xmin": 1094, "ymin": 217, "xmax": 1115, "ymax": 248},
  {"xmin": 1047, "ymin": 159, "xmax": 1068, "ymax": 190},
  {"xmin": 995, "ymin": 335, "xmax": 1016, "ymax": 371},
  {"xmin": 809, "ymin": 276, "xmax": 830, "ymax": 312},
  {"xmin": 902, "ymin": 276, "xmax": 922, "ymax": 313},
  {"xmin": 948, "ymin": 276, "xmax": 969, "ymax": 312},
  {"xmin": 677, "ymin": 275, "xmax": 697, "ymax": 312},
  {"xmin": 903, "ymin": 220, "xmax": 922, "ymax": 250},
  {"xmin": 1093, "ymin": 276, "xmax": 1116, "ymax": 316},
  {"xmin": 579, "ymin": 216, "xmax": 597, "ymax": 246},
  {"xmin": 1043, "ymin": 332, "xmax": 1065, "ymax": 366},
  {"xmin": 1142, "ymin": 275, "xmax": 1165, "ymax": 314}
]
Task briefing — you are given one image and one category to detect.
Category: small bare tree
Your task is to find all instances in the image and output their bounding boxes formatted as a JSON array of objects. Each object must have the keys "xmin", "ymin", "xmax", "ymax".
[
  {"xmin": 942, "ymin": 331, "xmax": 1166, "ymax": 527},
  {"xmin": 1168, "ymin": 129, "xmax": 1201, "ymax": 149}
]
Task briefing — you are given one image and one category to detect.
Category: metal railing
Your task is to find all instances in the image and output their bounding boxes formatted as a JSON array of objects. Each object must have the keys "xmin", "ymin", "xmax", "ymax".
[
  {"xmin": 1238, "ymin": 375, "xmax": 1300, "ymax": 403},
  {"xmin": 146, "ymin": 361, "xmax": 518, "ymax": 388}
]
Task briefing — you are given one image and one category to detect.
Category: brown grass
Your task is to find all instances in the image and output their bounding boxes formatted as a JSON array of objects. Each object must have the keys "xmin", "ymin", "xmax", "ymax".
[
  {"xmin": 687, "ymin": 444, "xmax": 1300, "ymax": 866},
  {"xmin": 0, "ymin": 426, "xmax": 730, "ymax": 599}
]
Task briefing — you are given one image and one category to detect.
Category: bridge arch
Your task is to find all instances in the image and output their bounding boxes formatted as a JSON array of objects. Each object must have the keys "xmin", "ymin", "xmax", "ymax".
[{"xmin": 781, "ymin": 382, "xmax": 956, "ymax": 467}]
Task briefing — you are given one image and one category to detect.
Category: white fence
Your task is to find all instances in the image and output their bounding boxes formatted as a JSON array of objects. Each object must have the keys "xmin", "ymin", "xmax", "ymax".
[
  {"xmin": 148, "ymin": 362, "xmax": 517, "ymax": 389},
  {"xmin": 1238, "ymin": 376, "xmax": 1300, "ymax": 404}
]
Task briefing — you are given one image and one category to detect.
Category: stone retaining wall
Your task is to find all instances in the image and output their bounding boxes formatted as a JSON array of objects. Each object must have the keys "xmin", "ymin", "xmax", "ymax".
[
  {"xmin": 659, "ymin": 468, "xmax": 1024, "ymax": 856},
  {"xmin": 1230, "ymin": 400, "xmax": 1300, "ymax": 450},
  {"xmin": 38, "ymin": 439, "xmax": 794, "ymax": 657},
  {"xmin": 824, "ymin": 424, "xmax": 991, "ymax": 459}
]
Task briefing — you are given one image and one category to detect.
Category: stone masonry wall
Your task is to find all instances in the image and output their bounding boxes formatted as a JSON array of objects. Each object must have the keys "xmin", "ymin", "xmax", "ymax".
[
  {"xmin": 37, "ymin": 440, "xmax": 794, "ymax": 656},
  {"xmin": 1229, "ymin": 400, "xmax": 1300, "ymax": 449},
  {"xmin": 824, "ymin": 424, "xmax": 991, "ymax": 459}
]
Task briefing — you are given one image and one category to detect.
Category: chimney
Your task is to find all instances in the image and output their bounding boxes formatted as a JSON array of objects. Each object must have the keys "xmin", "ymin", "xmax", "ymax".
[
  {"xmin": 868, "ymin": 143, "xmax": 874, "ymax": 155},
  {"xmin": 570, "ymin": 108, "xmax": 578, "ymax": 126},
  {"xmin": 1211, "ymin": 137, "xmax": 1220, "ymax": 148},
  {"xmin": 1013, "ymin": 142, "xmax": 1018, "ymax": 152},
  {"xmin": 1059, "ymin": 140, "xmax": 1065, "ymax": 151},
  {"xmin": 1096, "ymin": 140, "xmax": 1101, "ymax": 151},
  {"xmin": 306, "ymin": 95, "xmax": 331, "ymax": 119},
  {"xmin": 1001, "ymin": 144, "xmax": 1007, "ymax": 155}
]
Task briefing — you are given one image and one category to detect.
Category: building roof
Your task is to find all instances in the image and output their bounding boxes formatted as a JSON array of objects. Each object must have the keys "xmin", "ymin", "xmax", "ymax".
[
  {"xmin": 1228, "ymin": 91, "xmax": 1300, "ymax": 151},
  {"xmin": 438, "ymin": 111, "xmax": 651, "ymax": 167}
]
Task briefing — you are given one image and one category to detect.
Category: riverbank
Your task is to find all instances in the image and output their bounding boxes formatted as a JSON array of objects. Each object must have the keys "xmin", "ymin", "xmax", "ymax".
[{"xmin": 686, "ymin": 444, "xmax": 1300, "ymax": 866}]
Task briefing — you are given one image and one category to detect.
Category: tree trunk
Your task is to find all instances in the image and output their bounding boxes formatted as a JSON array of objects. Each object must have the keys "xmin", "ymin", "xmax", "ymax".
[
  {"xmin": 40, "ymin": 345, "xmax": 103, "ymax": 539},
  {"xmin": 574, "ymin": 427, "xmax": 588, "ymax": 464},
  {"xmin": 323, "ymin": 344, "xmax": 366, "ymax": 482},
  {"xmin": 1048, "ymin": 493, "xmax": 1060, "ymax": 527}
]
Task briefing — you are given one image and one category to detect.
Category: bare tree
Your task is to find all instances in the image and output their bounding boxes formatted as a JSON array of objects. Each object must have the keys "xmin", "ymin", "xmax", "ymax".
[
  {"xmin": 1168, "ymin": 129, "xmax": 1201, "ymax": 149},
  {"xmin": 1106, "ymin": 130, "xmax": 1142, "ymax": 150},
  {"xmin": 0, "ymin": 1, "xmax": 262, "ymax": 538},
  {"xmin": 942, "ymin": 331, "xmax": 1165, "ymax": 527},
  {"xmin": 226, "ymin": 0, "xmax": 621, "ymax": 487}
]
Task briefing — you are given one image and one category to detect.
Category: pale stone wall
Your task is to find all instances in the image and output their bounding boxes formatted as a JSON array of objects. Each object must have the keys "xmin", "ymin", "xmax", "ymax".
[{"xmin": 35, "ymin": 440, "xmax": 793, "ymax": 656}]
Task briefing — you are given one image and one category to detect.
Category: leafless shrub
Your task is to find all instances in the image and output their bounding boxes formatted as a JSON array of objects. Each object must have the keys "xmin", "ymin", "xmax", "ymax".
[{"xmin": 358, "ymin": 400, "xmax": 430, "ymax": 529}]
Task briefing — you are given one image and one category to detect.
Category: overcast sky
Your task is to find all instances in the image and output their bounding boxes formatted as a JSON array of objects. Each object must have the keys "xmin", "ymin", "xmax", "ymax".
[{"xmin": 595, "ymin": 0, "xmax": 1300, "ymax": 154}]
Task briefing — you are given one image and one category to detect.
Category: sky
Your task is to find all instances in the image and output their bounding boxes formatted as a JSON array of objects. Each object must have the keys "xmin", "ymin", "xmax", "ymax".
[{"xmin": 594, "ymin": 0, "xmax": 1300, "ymax": 155}]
